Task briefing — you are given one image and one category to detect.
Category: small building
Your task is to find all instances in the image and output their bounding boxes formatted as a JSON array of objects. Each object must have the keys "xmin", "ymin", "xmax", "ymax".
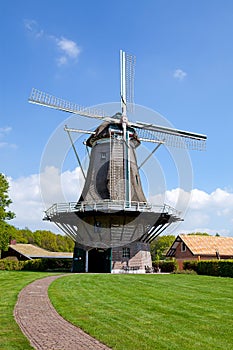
[
  {"xmin": 166, "ymin": 234, "xmax": 233, "ymax": 270},
  {"xmin": 2, "ymin": 243, "xmax": 73, "ymax": 261}
]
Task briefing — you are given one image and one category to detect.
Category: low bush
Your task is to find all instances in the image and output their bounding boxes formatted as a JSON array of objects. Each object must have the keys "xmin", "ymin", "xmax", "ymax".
[
  {"xmin": 22, "ymin": 259, "xmax": 45, "ymax": 271},
  {"xmin": 0, "ymin": 259, "xmax": 23, "ymax": 271},
  {"xmin": 197, "ymin": 260, "xmax": 233, "ymax": 278},
  {"xmin": 42, "ymin": 258, "xmax": 73, "ymax": 272},
  {"xmin": 218, "ymin": 260, "xmax": 233, "ymax": 278},
  {"xmin": 152, "ymin": 260, "xmax": 178, "ymax": 272},
  {"xmin": 0, "ymin": 258, "xmax": 73, "ymax": 272},
  {"xmin": 183, "ymin": 260, "xmax": 198, "ymax": 272}
]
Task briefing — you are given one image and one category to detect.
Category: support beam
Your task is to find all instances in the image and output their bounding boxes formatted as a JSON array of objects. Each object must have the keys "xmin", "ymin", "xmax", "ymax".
[
  {"xmin": 65, "ymin": 125, "xmax": 86, "ymax": 180},
  {"xmin": 138, "ymin": 142, "xmax": 163, "ymax": 170},
  {"xmin": 85, "ymin": 250, "xmax": 89, "ymax": 273}
]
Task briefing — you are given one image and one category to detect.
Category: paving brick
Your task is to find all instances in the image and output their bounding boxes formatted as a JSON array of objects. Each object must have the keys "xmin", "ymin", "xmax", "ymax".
[{"xmin": 14, "ymin": 275, "xmax": 111, "ymax": 350}]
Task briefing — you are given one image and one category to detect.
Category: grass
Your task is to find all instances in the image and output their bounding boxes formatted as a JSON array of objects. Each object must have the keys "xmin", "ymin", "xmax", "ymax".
[
  {"xmin": 0, "ymin": 271, "xmax": 57, "ymax": 350},
  {"xmin": 49, "ymin": 274, "xmax": 233, "ymax": 350}
]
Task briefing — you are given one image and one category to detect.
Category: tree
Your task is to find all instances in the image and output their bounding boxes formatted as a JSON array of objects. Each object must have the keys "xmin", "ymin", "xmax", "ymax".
[
  {"xmin": 0, "ymin": 173, "xmax": 15, "ymax": 221},
  {"xmin": 150, "ymin": 235, "xmax": 175, "ymax": 261},
  {"xmin": 0, "ymin": 173, "xmax": 15, "ymax": 257},
  {"xmin": 188, "ymin": 232, "xmax": 210, "ymax": 236}
]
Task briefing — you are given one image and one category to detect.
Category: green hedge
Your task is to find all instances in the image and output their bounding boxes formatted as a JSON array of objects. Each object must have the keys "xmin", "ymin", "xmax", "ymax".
[
  {"xmin": 218, "ymin": 260, "xmax": 233, "ymax": 277},
  {"xmin": 183, "ymin": 259, "xmax": 233, "ymax": 278},
  {"xmin": 183, "ymin": 260, "xmax": 198, "ymax": 272},
  {"xmin": 197, "ymin": 260, "xmax": 233, "ymax": 278},
  {"xmin": 22, "ymin": 259, "xmax": 46, "ymax": 271},
  {"xmin": 0, "ymin": 259, "xmax": 24, "ymax": 270},
  {"xmin": 152, "ymin": 260, "xmax": 178, "ymax": 272},
  {"xmin": 0, "ymin": 258, "xmax": 73, "ymax": 272}
]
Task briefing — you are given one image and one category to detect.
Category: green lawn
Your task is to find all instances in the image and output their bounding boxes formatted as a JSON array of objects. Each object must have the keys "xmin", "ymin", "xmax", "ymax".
[
  {"xmin": 49, "ymin": 274, "xmax": 233, "ymax": 350},
  {"xmin": 0, "ymin": 271, "xmax": 56, "ymax": 350}
]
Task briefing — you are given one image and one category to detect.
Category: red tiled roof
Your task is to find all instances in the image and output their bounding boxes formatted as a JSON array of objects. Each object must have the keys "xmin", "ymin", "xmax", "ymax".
[{"xmin": 179, "ymin": 235, "xmax": 233, "ymax": 256}]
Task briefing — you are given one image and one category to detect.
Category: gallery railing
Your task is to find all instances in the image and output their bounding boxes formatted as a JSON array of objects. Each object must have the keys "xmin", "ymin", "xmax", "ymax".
[{"xmin": 44, "ymin": 200, "xmax": 181, "ymax": 219}]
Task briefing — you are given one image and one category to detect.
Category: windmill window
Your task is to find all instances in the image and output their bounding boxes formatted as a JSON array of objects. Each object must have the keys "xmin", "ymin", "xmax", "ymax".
[
  {"xmin": 122, "ymin": 247, "xmax": 130, "ymax": 258},
  {"xmin": 94, "ymin": 222, "xmax": 101, "ymax": 233},
  {"xmin": 101, "ymin": 152, "xmax": 106, "ymax": 160},
  {"xmin": 181, "ymin": 242, "xmax": 186, "ymax": 252}
]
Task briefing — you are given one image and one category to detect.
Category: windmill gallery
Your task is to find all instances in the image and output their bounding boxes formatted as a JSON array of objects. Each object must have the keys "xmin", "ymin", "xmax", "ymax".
[{"xmin": 29, "ymin": 51, "xmax": 207, "ymax": 273}]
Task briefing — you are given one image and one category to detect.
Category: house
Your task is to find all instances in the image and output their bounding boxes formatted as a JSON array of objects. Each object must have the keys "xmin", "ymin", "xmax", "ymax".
[
  {"xmin": 166, "ymin": 234, "xmax": 233, "ymax": 269},
  {"xmin": 2, "ymin": 243, "xmax": 73, "ymax": 261}
]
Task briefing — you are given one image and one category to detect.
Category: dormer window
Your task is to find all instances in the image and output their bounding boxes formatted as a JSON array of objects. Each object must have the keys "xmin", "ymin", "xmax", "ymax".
[{"xmin": 181, "ymin": 242, "xmax": 186, "ymax": 252}]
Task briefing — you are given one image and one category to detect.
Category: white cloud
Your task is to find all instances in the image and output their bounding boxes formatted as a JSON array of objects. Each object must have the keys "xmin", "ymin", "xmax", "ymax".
[
  {"xmin": 0, "ymin": 126, "xmax": 12, "ymax": 134},
  {"xmin": 173, "ymin": 68, "xmax": 187, "ymax": 80},
  {"xmin": 24, "ymin": 19, "xmax": 37, "ymax": 31},
  {"xmin": 56, "ymin": 37, "xmax": 81, "ymax": 58},
  {"xmin": 151, "ymin": 188, "xmax": 233, "ymax": 237},
  {"xmin": 55, "ymin": 37, "xmax": 81, "ymax": 66},
  {"xmin": 57, "ymin": 56, "xmax": 67, "ymax": 66},
  {"xmin": 8, "ymin": 167, "xmax": 83, "ymax": 232},
  {"xmin": 0, "ymin": 126, "xmax": 17, "ymax": 149},
  {"xmin": 24, "ymin": 19, "xmax": 81, "ymax": 66},
  {"xmin": 0, "ymin": 142, "xmax": 17, "ymax": 149},
  {"xmin": 24, "ymin": 19, "xmax": 44, "ymax": 38}
]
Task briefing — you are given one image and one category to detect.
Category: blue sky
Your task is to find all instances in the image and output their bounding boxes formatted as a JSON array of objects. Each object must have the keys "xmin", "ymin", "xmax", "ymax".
[{"xmin": 1, "ymin": 0, "xmax": 233, "ymax": 236}]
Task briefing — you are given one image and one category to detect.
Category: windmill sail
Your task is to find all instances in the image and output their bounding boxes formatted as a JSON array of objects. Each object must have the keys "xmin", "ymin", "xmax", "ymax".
[
  {"xmin": 131, "ymin": 122, "xmax": 207, "ymax": 150},
  {"xmin": 28, "ymin": 88, "xmax": 114, "ymax": 121},
  {"xmin": 120, "ymin": 50, "xmax": 136, "ymax": 114}
]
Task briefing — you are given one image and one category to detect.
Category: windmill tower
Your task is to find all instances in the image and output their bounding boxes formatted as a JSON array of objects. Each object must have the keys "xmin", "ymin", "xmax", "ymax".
[{"xmin": 29, "ymin": 50, "xmax": 206, "ymax": 273}]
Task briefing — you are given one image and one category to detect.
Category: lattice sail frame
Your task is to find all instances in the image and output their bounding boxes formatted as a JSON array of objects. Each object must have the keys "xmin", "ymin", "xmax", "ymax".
[
  {"xmin": 29, "ymin": 90, "xmax": 206, "ymax": 151},
  {"xmin": 125, "ymin": 52, "xmax": 136, "ymax": 113},
  {"xmin": 28, "ymin": 49, "xmax": 207, "ymax": 152},
  {"xmin": 133, "ymin": 126, "xmax": 206, "ymax": 151},
  {"xmin": 29, "ymin": 87, "xmax": 107, "ymax": 120}
]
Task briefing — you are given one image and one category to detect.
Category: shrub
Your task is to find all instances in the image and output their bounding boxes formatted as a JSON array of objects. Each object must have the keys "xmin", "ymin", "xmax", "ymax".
[
  {"xmin": 22, "ymin": 259, "xmax": 45, "ymax": 271},
  {"xmin": 3, "ymin": 256, "xmax": 19, "ymax": 261},
  {"xmin": 183, "ymin": 260, "xmax": 198, "ymax": 272},
  {"xmin": 197, "ymin": 260, "xmax": 233, "ymax": 278},
  {"xmin": 42, "ymin": 258, "xmax": 73, "ymax": 272},
  {"xmin": 22, "ymin": 258, "xmax": 72, "ymax": 271},
  {"xmin": 152, "ymin": 260, "xmax": 178, "ymax": 272},
  {"xmin": 197, "ymin": 260, "xmax": 219, "ymax": 276},
  {"xmin": 218, "ymin": 260, "xmax": 233, "ymax": 278},
  {"xmin": 0, "ymin": 259, "xmax": 23, "ymax": 270},
  {"xmin": 0, "ymin": 258, "xmax": 73, "ymax": 272}
]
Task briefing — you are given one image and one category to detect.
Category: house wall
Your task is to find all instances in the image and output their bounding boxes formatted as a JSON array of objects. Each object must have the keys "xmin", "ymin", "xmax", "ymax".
[
  {"xmin": 173, "ymin": 241, "xmax": 195, "ymax": 270},
  {"xmin": 1, "ymin": 247, "xmax": 29, "ymax": 261},
  {"xmin": 173, "ymin": 241, "xmax": 232, "ymax": 269},
  {"xmin": 112, "ymin": 241, "xmax": 152, "ymax": 273}
]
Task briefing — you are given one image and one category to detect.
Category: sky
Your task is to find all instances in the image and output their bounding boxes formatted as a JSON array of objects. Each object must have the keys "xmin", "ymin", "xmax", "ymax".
[{"xmin": 1, "ymin": 0, "xmax": 233, "ymax": 237}]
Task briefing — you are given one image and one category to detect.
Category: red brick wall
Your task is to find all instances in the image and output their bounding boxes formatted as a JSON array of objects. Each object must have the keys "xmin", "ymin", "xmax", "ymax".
[
  {"xmin": 174, "ymin": 241, "xmax": 195, "ymax": 270},
  {"xmin": 171, "ymin": 240, "xmax": 233, "ymax": 270},
  {"xmin": 174, "ymin": 242, "xmax": 194, "ymax": 259}
]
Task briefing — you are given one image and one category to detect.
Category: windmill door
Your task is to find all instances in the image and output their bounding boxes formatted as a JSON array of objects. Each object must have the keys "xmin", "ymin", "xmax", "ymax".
[
  {"xmin": 88, "ymin": 248, "xmax": 112, "ymax": 273},
  {"xmin": 72, "ymin": 247, "xmax": 86, "ymax": 273}
]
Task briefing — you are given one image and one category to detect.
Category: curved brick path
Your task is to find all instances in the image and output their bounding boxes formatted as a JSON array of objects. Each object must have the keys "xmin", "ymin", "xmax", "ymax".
[{"xmin": 14, "ymin": 275, "xmax": 111, "ymax": 350}]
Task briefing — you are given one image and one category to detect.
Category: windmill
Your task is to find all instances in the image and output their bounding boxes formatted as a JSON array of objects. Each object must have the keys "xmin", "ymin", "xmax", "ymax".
[{"xmin": 29, "ymin": 50, "xmax": 206, "ymax": 273}]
